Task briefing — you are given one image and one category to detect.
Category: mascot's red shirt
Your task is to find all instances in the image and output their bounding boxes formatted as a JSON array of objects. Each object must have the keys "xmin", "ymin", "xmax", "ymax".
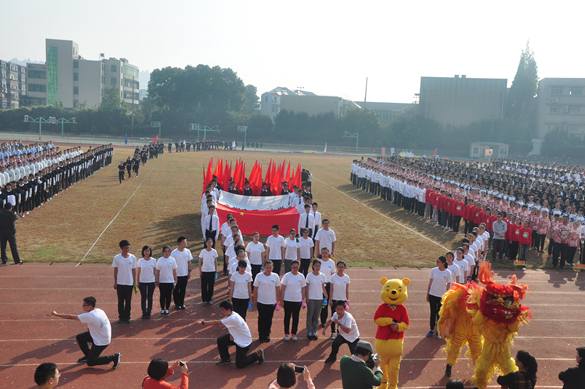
[{"xmin": 374, "ymin": 304, "xmax": 409, "ymax": 340}]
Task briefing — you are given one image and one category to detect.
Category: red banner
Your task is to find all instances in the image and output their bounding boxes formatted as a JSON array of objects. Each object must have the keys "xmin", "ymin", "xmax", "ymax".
[{"xmin": 215, "ymin": 203, "xmax": 300, "ymax": 236}]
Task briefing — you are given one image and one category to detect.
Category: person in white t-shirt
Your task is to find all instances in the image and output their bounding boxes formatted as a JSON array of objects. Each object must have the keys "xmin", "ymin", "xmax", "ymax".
[
  {"xmin": 312, "ymin": 203, "xmax": 322, "ymax": 240},
  {"xmin": 198, "ymin": 300, "xmax": 264, "ymax": 368},
  {"xmin": 230, "ymin": 259, "xmax": 253, "ymax": 321},
  {"xmin": 281, "ymin": 260, "xmax": 307, "ymax": 341},
  {"xmin": 221, "ymin": 217, "xmax": 237, "ymax": 275},
  {"xmin": 171, "ymin": 236, "xmax": 193, "ymax": 310},
  {"xmin": 298, "ymin": 228, "xmax": 315, "ymax": 276},
  {"xmin": 253, "ymin": 260, "xmax": 281, "ymax": 343},
  {"xmin": 51, "ymin": 296, "xmax": 121, "ymax": 369},
  {"xmin": 137, "ymin": 245, "xmax": 156, "ymax": 319},
  {"xmin": 329, "ymin": 260, "xmax": 350, "ymax": 339},
  {"xmin": 462, "ymin": 243, "xmax": 477, "ymax": 282},
  {"xmin": 111, "ymin": 239, "xmax": 137, "ymax": 324},
  {"xmin": 323, "ymin": 301, "xmax": 360, "ymax": 363},
  {"xmin": 246, "ymin": 232, "xmax": 265, "ymax": 289},
  {"xmin": 315, "ymin": 219, "xmax": 336, "ymax": 256},
  {"xmin": 155, "ymin": 245, "xmax": 177, "ymax": 316},
  {"xmin": 198, "ymin": 238, "xmax": 218, "ymax": 306},
  {"xmin": 426, "ymin": 256, "xmax": 452, "ymax": 339},
  {"xmin": 454, "ymin": 247, "xmax": 470, "ymax": 283},
  {"xmin": 318, "ymin": 247, "xmax": 336, "ymax": 332},
  {"xmin": 283, "ymin": 229, "xmax": 300, "ymax": 274},
  {"xmin": 445, "ymin": 251, "xmax": 462, "ymax": 284},
  {"xmin": 305, "ymin": 260, "xmax": 328, "ymax": 340},
  {"xmin": 265, "ymin": 225, "xmax": 285, "ymax": 276}
]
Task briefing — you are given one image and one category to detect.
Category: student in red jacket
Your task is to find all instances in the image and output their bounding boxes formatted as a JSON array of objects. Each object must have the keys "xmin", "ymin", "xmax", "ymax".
[
  {"xmin": 519, "ymin": 220, "xmax": 532, "ymax": 262},
  {"xmin": 451, "ymin": 196, "xmax": 464, "ymax": 234},
  {"xmin": 464, "ymin": 200, "xmax": 475, "ymax": 234},
  {"xmin": 142, "ymin": 359, "xmax": 188, "ymax": 389},
  {"xmin": 509, "ymin": 217, "xmax": 523, "ymax": 261}
]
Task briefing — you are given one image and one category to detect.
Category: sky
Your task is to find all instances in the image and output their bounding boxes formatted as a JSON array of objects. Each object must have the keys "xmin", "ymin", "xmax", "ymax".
[{"xmin": 2, "ymin": 0, "xmax": 584, "ymax": 103}]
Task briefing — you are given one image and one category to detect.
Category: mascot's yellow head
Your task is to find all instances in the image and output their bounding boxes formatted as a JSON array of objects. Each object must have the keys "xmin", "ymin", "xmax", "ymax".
[{"xmin": 380, "ymin": 277, "xmax": 410, "ymax": 305}]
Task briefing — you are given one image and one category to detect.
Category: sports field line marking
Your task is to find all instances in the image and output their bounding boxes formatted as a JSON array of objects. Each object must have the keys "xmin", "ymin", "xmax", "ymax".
[
  {"xmin": 313, "ymin": 176, "xmax": 449, "ymax": 251},
  {"xmin": 76, "ymin": 164, "xmax": 157, "ymax": 267}
]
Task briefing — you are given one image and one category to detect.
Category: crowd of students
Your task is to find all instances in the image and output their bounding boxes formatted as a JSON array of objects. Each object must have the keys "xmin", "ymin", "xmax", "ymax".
[{"xmin": 352, "ymin": 156, "xmax": 585, "ymax": 269}]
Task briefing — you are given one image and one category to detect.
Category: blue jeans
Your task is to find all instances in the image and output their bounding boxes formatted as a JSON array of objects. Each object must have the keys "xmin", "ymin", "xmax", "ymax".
[{"xmin": 139, "ymin": 282, "xmax": 155, "ymax": 315}]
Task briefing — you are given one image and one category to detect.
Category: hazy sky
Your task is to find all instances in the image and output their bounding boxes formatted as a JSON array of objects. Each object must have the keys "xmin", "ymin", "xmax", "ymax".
[{"xmin": 2, "ymin": 0, "xmax": 583, "ymax": 103}]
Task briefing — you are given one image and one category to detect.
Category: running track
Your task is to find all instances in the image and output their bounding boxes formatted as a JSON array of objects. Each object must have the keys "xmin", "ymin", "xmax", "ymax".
[{"xmin": 1, "ymin": 263, "xmax": 584, "ymax": 388}]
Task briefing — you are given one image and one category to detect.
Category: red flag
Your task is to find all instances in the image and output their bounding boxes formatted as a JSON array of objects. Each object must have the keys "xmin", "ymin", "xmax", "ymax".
[
  {"xmin": 433, "ymin": 148, "xmax": 438, "ymax": 157},
  {"xmin": 265, "ymin": 160, "xmax": 272, "ymax": 190},
  {"xmin": 285, "ymin": 161, "xmax": 290, "ymax": 187},
  {"xmin": 151, "ymin": 135, "xmax": 159, "ymax": 144},
  {"xmin": 237, "ymin": 162, "xmax": 246, "ymax": 193},
  {"xmin": 295, "ymin": 163, "xmax": 302, "ymax": 188},
  {"xmin": 254, "ymin": 163, "xmax": 263, "ymax": 195}
]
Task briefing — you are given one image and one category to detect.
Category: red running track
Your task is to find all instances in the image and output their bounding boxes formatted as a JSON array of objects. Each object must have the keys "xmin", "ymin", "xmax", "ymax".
[{"xmin": 0, "ymin": 263, "xmax": 584, "ymax": 388}]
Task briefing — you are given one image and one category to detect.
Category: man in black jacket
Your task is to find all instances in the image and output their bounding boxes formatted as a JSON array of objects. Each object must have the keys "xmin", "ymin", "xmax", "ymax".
[{"xmin": 0, "ymin": 203, "xmax": 21, "ymax": 264}]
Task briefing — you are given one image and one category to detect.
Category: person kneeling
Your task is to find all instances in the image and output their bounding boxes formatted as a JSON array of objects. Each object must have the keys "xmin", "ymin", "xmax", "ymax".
[
  {"xmin": 198, "ymin": 300, "xmax": 265, "ymax": 368},
  {"xmin": 339, "ymin": 341, "xmax": 383, "ymax": 389},
  {"xmin": 323, "ymin": 300, "xmax": 360, "ymax": 363}
]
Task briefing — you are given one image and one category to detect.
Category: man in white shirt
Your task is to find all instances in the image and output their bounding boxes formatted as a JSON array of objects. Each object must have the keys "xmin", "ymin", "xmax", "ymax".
[
  {"xmin": 203, "ymin": 205, "xmax": 220, "ymax": 248},
  {"xmin": 172, "ymin": 236, "xmax": 193, "ymax": 310},
  {"xmin": 198, "ymin": 300, "xmax": 265, "ymax": 368},
  {"xmin": 112, "ymin": 239, "xmax": 137, "ymax": 324},
  {"xmin": 51, "ymin": 296, "xmax": 121, "ymax": 369},
  {"xmin": 312, "ymin": 203, "xmax": 322, "ymax": 240},
  {"xmin": 323, "ymin": 301, "xmax": 360, "ymax": 363},
  {"xmin": 298, "ymin": 204, "xmax": 315, "ymax": 237},
  {"xmin": 315, "ymin": 219, "xmax": 336, "ymax": 256}
]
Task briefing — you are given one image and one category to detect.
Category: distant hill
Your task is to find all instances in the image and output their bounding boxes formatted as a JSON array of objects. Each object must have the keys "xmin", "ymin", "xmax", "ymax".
[{"xmin": 9, "ymin": 58, "xmax": 44, "ymax": 66}]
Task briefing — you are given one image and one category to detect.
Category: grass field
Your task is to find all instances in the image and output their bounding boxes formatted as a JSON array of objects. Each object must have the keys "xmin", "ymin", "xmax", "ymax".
[{"xmin": 12, "ymin": 147, "xmax": 552, "ymax": 269}]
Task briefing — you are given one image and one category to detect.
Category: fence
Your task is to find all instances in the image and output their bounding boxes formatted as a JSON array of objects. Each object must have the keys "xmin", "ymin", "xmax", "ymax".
[{"xmin": 0, "ymin": 130, "xmax": 171, "ymax": 147}]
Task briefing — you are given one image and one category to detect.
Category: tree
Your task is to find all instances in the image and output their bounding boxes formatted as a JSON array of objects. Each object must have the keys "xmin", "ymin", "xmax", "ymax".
[
  {"xmin": 242, "ymin": 84, "xmax": 259, "ymax": 114},
  {"xmin": 99, "ymin": 87, "xmax": 127, "ymax": 115},
  {"xmin": 505, "ymin": 42, "xmax": 538, "ymax": 134}
]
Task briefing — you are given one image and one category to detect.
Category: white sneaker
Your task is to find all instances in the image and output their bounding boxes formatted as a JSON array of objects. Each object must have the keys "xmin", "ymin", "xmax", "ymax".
[
  {"xmin": 291, "ymin": 335, "xmax": 297, "ymax": 341},
  {"xmin": 284, "ymin": 334, "xmax": 290, "ymax": 341}
]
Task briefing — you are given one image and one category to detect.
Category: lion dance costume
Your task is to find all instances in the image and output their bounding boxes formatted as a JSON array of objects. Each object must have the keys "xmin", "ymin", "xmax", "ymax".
[
  {"xmin": 374, "ymin": 277, "xmax": 410, "ymax": 389},
  {"xmin": 467, "ymin": 262, "xmax": 532, "ymax": 389}
]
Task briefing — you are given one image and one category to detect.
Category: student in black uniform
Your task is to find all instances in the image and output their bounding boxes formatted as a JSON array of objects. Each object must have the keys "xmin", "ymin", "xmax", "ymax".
[
  {"xmin": 260, "ymin": 182, "xmax": 271, "ymax": 196},
  {"xmin": 118, "ymin": 161, "xmax": 125, "ymax": 184},
  {"xmin": 133, "ymin": 155, "xmax": 141, "ymax": 177},
  {"xmin": 243, "ymin": 180, "xmax": 253, "ymax": 196},
  {"xmin": 229, "ymin": 181, "xmax": 240, "ymax": 195},
  {"xmin": 168, "ymin": 142, "xmax": 172, "ymax": 153},
  {"xmin": 125, "ymin": 157, "xmax": 133, "ymax": 179}
]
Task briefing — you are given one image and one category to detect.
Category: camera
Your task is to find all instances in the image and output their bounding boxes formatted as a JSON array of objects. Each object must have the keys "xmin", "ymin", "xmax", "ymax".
[
  {"xmin": 294, "ymin": 365, "xmax": 305, "ymax": 374},
  {"xmin": 372, "ymin": 353, "xmax": 380, "ymax": 362},
  {"xmin": 365, "ymin": 353, "xmax": 377, "ymax": 370},
  {"xmin": 179, "ymin": 361, "xmax": 185, "ymax": 367}
]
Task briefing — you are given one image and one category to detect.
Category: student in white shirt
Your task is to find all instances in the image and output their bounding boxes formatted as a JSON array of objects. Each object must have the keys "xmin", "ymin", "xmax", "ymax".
[
  {"xmin": 298, "ymin": 228, "xmax": 315, "ymax": 276},
  {"xmin": 426, "ymin": 256, "xmax": 452, "ymax": 339},
  {"xmin": 454, "ymin": 247, "xmax": 470, "ymax": 283},
  {"xmin": 253, "ymin": 260, "xmax": 281, "ymax": 343},
  {"xmin": 203, "ymin": 205, "xmax": 220, "ymax": 247},
  {"xmin": 171, "ymin": 236, "xmax": 193, "ymax": 310},
  {"xmin": 298, "ymin": 204, "xmax": 315, "ymax": 238},
  {"xmin": 329, "ymin": 260, "xmax": 350, "ymax": 338},
  {"xmin": 228, "ymin": 249, "xmax": 251, "ymax": 277},
  {"xmin": 283, "ymin": 229, "xmax": 301, "ymax": 274},
  {"xmin": 137, "ymin": 245, "xmax": 156, "ymax": 319},
  {"xmin": 199, "ymin": 238, "xmax": 218, "ymax": 306},
  {"xmin": 445, "ymin": 251, "xmax": 462, "ymax": 284},
  {"xmin": 315, "ymin": 219, "xmax": 336, "ymax": 256},
  {"xmin": 230, "ymin": 259, "xmax": 253, "ymax": 321},
  {"xmin": 246, "ymin": 232, "xmax": 266, "ymax": 288},
  {"xmin": 112, "ymin": 239, "xmax": 137, "ymax": 324},
  {"xmin": 318, "ymin": 247, "xmax": 336, "ymax": 333},
  {"xmin": 281, "ymin": 260, "xmax": 307, "ymax": 341},
  {"xmin": 221, "ymin": 218, "xmax": 237, "ymax": 275},
  {"xmin": 462, "ymin": 243, "xmax": 476, "ymax": 282},
  {"xmin": 323, "ymin": 301, "xmax": 360, "ymax": 363},
  {"xmin": 265, "ymin": 224, "xmax": 285, "ymax": 276},
  {"xmin": 305, "ymin": 260, "xmax": 328, "ymax": 340},
  {"xmin": 51, "ymin": 297, "xmax": 121, "ymax": 368},
  {"xmin": 156, "ymin": 245, "xmax": 177, "ymax": 316},
  {"xmin": 198, "ymin": 300, "xmax": 264, "ymax": 368},
  {"xmin": 312, "ymin": 203, "xmax": 322, "ymax": 240}
]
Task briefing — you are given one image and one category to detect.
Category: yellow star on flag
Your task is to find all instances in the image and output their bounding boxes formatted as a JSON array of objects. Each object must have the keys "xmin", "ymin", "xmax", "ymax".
[{"xmin": 240, "ymin": 212, "xmax": 245, "ymax": 216}]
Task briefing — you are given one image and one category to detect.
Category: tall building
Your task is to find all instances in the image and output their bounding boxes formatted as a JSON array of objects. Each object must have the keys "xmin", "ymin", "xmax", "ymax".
[
  {"xmin": 355, "ymin": 101, "xmax": 419, "ymax": 125},
  {"xmin": 260, "ymin": 87, "xmax": 359, "ymax": 122},
  {"xmin": 536, "ymin": 78, "xmax": 585, "ymax": 139},
  {"xmin": 419, "ymin": 75, "xmax": 507, "ymax": 127},
  {"xmin": 25, "ymin": 39, "xmax": 139, "ymax": 109},
  {"xmin": 0, "ymin": 59, "xmax": 27, "ymax": 109}
]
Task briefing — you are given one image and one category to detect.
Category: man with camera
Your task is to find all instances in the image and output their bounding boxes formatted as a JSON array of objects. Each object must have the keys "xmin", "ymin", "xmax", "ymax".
[{"xmin": 339, "ymin": 340, "xmax": 383, "ymax": 389}]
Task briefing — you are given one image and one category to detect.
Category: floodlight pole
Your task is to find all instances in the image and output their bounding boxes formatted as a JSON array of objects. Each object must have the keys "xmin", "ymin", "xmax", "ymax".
[
  {"xmin": 343, "ymin": 131, "xmax": 359, "ymax": 153},
  {"xmin": 57, "ymin": 117, "xmax": 76, "ymax": 137}
]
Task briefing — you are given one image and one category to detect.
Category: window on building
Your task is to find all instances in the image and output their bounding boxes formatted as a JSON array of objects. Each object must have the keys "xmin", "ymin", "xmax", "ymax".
[
  {"xmin": 21, "ymin": 85, "xmax": 25, "ymax": 91},
  {"xmin": 111, "ymin": 77, "xmax": 116, "ymax": 85},
  {"xmin": 551, "ymin": 87, "xmax": 563, "ymax": 95},
  {"xmin": 74, "ymin": 60, "xmax": 79, "ymax": 69},
  {"xmin": 74, "ymin": 99, "xmax": 79, "ymax": 108},
  {"xmin": 550, "ymin": 106, "xmax": 559, "ymax": 114},
  {"xmin": 28, "ymin": 83, "xmax": 47, "ymax": 92},
  {"xmin": 570, "ymin": 87, "xmax": 583, "ymax": 95},
  {"xmin": 111, "ymin": 65, "xmax": 117, "ymax": 72},
  {"xmin": 47, "ymin": 46, "xmax": 59, "ymax": 105},
  {"xmin": 568, "ymin": 106, "xmax": 581, "ymax": 114},
  {"xmin": 74, "ymin": 73, "xmax": 79, "ymax": 81},
  {"xmin": 74, "ymin": 86, "xmax": 79, "ymax": 95},
  {"xmin": 102, "ymin": 75, "xmax": 105, "ymax": 84},
  {"xmin": 29, "ymin": 70, "xmax": 46, "ymax": 79}
]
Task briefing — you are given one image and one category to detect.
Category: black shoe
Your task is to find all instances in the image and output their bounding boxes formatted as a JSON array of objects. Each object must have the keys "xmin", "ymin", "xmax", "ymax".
[
  {"xmin": 445, "ymin": 364, "xmax": 452, "ymax": 377},
  {"xmin": 175, "ymin": 305, "xmax": 181, "ymax": 310},
  {"xmin": 112, "ymin": 353, "xmax": 121, "ymax": 369},
  {"xmin": 77, "ymin": 356, "xmax": 88, "ymax": 363},
  {"xmin": 257, "ymin": 349, "xmax": 265, "ymax": 365},
  {"xmin": 324, "ymin": 356, "xmax": 336, "ymax": 363},
  {"xmin": 123, "ymin": 319, "xmax": 131, "ymax": 324},
  {"xmin": 181, "ymin": 305, "xmax": 186, "ymax": 310},
  {"xmin": 215, "ymin": 359, "xmax": 231, "ymax": 366},
  {"xmin": 116, "ymin": 319, "xmax": 124, "ymax": 324}
]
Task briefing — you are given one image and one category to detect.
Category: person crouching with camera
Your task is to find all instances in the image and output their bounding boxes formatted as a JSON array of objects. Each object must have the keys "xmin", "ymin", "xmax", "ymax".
[
  {"xmin": 269, "ymin": 363, "xmax": 314, "ymax": 389},
  {"xmin": 141, "ymin": 358, "xmax": 188, "ymax": 389},
  {"xmin": 339, "ymin": 340, "xmax": 383, "ymax": 389}
]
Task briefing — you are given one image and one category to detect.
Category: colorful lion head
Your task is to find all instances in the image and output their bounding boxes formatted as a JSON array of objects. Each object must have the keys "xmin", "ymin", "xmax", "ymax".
[{"xmin": 477, "ymin": 262, "xmax": 530, "ymax": 325}]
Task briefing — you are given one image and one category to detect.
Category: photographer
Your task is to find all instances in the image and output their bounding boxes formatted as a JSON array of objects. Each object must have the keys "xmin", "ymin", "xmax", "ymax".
[
  {"xmin": 269, "ymin": 363, "xmax": 315, "ymax": 389},
  {"xmin": 142, "ymin": 358, "xmax": 188, "ymax": 389},
  {"xmin": 339, "ymin": 341, "xmax": 383, "ymax": 389}
]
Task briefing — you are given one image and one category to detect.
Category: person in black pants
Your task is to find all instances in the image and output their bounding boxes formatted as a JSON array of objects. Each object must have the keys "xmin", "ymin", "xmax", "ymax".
[
  {"xmin": 198, "ymin": 300, "xmax": 264, "ymax": 368},
  {"xmin": 51, "ymin": 296, "xmax": 121, "ymax": 369},
  {"xmin": 323, "ymin": 301, "xmax": 360, "ymax": 363},
  {"xmin": 112, "ymin": 240, "xmax": 137, "ymax": 323},
  {"xmin": 199, "ymin": 238, "xmax": 218, "ymax": 305},
  {"xmin": 0, "ymin": 202, "xmax": 21, "ymax": 264},
  {"xmin": 117, "ymin": 161, "xmax": 125, "ymax": 184}
]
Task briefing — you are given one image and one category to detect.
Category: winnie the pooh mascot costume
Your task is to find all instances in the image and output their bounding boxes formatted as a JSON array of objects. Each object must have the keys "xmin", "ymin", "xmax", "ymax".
[{"xmin": 374, "ymin": 277, "xmax": 410, "ymax": 389}]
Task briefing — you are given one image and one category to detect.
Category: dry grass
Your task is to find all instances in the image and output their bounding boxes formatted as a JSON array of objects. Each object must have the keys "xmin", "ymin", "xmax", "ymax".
[{"xmin": 13, "ymin": 148, "xmax": 548, "ymax": 269}]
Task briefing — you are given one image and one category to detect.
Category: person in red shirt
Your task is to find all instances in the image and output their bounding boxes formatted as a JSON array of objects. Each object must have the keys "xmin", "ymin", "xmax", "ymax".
[
  {"xmin": 142, "ymin": 359, "xmax": 188, "ymax": 389},
  {"xmin": 509, "ymin": 217, "xmax": 522, "ymax": 261},
  {"xmin": 486, "ymin": 208, "xmax": 497, "ymax": 250},
  {"xmin": 451, "ymin": 195, "xmax": 464, "ymax": 234},
  {"xmin": 425, "ymin": 187, "xmax": 433, "ymax": 220},
  {"xmin": 519, "ymin": 220, "xmax": 532, "ymax": 263},
  {"xmin": 464, "ymin": 200, "xmax": 475, "ymax": 234},
  {"xmin": 441, "ymin": 194, "xmax": 452, "ymax": 229}
]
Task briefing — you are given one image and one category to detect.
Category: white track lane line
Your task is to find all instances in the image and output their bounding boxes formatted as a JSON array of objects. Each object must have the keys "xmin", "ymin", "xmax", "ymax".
[
  {"xmin": 313, "ymin": 176, "xmax": 450, "ymax": 251},
  {"xmin": 76, "ymin": 164, "xmax": 157, "ymax": 267}
]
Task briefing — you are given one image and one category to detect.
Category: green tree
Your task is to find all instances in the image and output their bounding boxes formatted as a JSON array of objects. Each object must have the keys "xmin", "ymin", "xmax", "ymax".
[
  {"xmin": 505, "ymin": 42, "xmax": 538, "ymax": 133},
  {"xmin": 242, "ymin": 84, "xmax": 259, "ymax": 114}
]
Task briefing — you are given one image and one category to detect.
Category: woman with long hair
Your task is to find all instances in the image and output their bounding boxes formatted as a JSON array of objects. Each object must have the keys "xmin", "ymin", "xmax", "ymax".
[
  {"xmin": 155, "ymin": 245, "xmax": 177, "ymax": 316},
  {"xmin": 426, "ymin": 256, "xmax": 451, "ymax": 339},
  {"xmin": 198, "ymin": 237, "xmax": 218, "ymax": 306},
  {"xmin": 137, "ymin": 245, "xmax": 156, "ymax": 319},
  {"xmin": 496, "ymin": 350, "xmax": 537, "ymax": 389}
]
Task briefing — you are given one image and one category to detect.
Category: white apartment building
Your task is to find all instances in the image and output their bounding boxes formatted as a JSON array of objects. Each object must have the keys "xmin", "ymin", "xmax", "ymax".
[
  {"xmin": 0, "ymin": 59, "xmax": 27, "ymax": 109},
  {"xmin": 536, "ymin": 78, "xmax": 585, "ymax": 139}
]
